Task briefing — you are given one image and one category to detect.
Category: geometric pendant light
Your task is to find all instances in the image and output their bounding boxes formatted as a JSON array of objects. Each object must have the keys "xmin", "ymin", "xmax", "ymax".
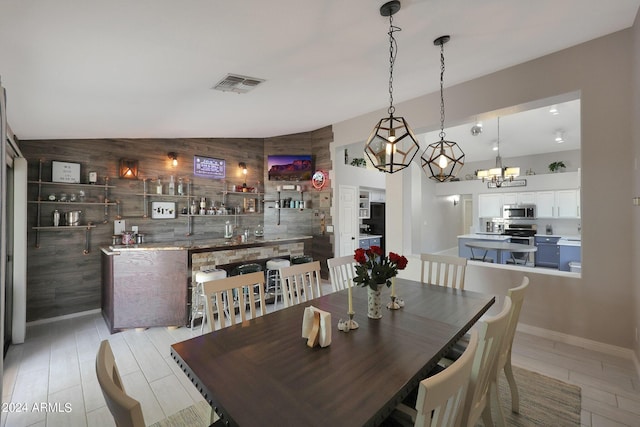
[
  {"xmin": 364, "ymin": 0, "xmax": 420, "ymax": 174},
  {"xmin": 421, "ymin": 35, "xmax": 465, "ymax": 182}
]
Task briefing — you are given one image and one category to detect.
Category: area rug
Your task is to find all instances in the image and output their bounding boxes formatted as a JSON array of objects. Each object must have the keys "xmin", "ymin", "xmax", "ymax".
[
  {"xmin": 479, "ymin": 365, "xmax": 582, "ymax": 426},
  {"xmin": 149, "ymin": 400, "xmax": 213, "ymax": 427},
  {"xmin": 152, "ymin": 366, "xmax": 581, "ymax": 426}
]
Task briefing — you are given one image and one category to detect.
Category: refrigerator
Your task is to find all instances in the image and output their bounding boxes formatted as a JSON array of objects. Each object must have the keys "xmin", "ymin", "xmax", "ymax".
[{"xmin": 363, "ymin": 202, "xmax": 385, "ymax": 253}]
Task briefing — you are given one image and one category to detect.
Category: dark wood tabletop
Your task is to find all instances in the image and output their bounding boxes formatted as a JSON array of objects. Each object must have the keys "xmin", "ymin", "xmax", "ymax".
[{"xmin": 170, "ymin": 278, "xmax": 495, "ymax": 427}]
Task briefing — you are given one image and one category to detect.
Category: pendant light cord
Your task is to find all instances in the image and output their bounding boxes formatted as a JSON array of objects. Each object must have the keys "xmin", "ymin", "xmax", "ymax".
[
  {"xmin": 439, "ymin": 41, "xmax": 446, "ymax": 140},
  {"xmin": 387, "ymin": 14, "xmax": 401, "ymax": 116}
]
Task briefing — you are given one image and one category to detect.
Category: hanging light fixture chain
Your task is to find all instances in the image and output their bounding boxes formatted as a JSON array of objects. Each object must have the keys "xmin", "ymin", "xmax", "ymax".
[
  {"xmin": 439, "ymin": 41, "xmax": 446, "ymax": 140},
  {"xmin": 387, "ymin": 13, "xmax": 400, "ymax": 116}
]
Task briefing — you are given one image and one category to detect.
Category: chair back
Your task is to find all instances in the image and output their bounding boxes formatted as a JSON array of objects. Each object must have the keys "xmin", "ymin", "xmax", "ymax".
[
  {"xmin": 95, "ymin": 340, "xmax": 145, "ymax": 427},
  {"xmin": 280, "ymin": 261, "xmax": 323, "ymax": 307},
  {"xmin": 327, "ymin": 255, "xmax": 357, "ymax": 292},
  {"xmin": 499, "ymin": 276, "xmax": 529, "ymax": 367},
  {"xmin": 202, "ymin": 271, "xmax": 266, "ymax": 331},
  {"xmin": 420, "ymin": 253, "xmax": 467, "ymax": 289},
  {"xmin": 460, "ymin": 296, "xmax": 512, "ymax": 427},
  {"xmin": 414, "ymin": 330, "xmax": 479, "ymax": 427}
]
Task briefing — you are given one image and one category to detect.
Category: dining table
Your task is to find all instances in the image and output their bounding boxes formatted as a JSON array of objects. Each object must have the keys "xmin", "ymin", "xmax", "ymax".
[{"xmin": 170, "ymin": 277, "xmax": 495, "ymax": 427}]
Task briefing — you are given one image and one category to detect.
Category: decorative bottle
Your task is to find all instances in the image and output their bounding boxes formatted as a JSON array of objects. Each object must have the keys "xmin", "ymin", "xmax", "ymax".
[
  {"xmin": 177, "ymin": 177, "xmax": 184, "ymax": 195},
  {"xmin": 156, "ymin": 178, "xmax": 163, "ymax": 194},
  {"xmin": 168, "ymin": 176, "xmax": 175, "ymax": 195}
]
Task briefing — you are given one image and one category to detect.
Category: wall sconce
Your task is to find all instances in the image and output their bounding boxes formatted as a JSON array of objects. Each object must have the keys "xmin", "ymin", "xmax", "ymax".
[
  {"xmin": 168, "ymin": 152, "xmax": 178, "ymax": 167},
  {"xmin": 119, "ymin": 159, "xmax": 139, "ymax": 179},
  {"xmin": 239, "ymin": 162, "xmax": 248, "ymax": 187},
  {"xmin": 451, "ymin": 195, "xmax": 460, "ymax": 206}
]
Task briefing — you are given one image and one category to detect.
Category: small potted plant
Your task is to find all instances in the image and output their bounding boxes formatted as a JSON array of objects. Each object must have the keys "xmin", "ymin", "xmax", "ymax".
[{"xmin": 548, "ymin": 161, "xmax": 566, "ymax": 173}]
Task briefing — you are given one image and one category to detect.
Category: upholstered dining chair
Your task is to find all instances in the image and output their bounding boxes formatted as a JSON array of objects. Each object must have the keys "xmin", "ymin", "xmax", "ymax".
[
  {"xmin": 202, "ymin": 271, "xmax": 267, "ymax": 331},
  {"xmin": 327, "ymin": 255, "xmax": 357, "ymax": 292},
  {"xmin": 279, "ymin": 260, "xmax": 323, "ymax": 307},
  {"xmin": 459, "ymin": 296, "xmax": 512, "ymax": 427},
  {"xmin": 420, "ymin": 253, "xmax": 467, "ymax": 289},
  {"xmin": 490, "ymin": 276, "xmax": 530, "ymax": 426},
  {"xmin": 392, "ymin": 330, "xmax": 479, "ymax": 427},
  {"xmin": 96, "ymin": 340, "xmax": 145, "ymax": 427}
]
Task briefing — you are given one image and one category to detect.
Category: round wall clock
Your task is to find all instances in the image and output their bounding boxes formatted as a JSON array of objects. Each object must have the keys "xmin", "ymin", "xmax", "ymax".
[{"xmin": 312, "ymin": 170, "xmax": 327, "ymax": 190}]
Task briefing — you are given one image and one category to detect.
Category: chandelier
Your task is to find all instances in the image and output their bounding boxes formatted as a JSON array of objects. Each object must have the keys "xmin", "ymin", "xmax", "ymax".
[
  {"xmin": 476, "ymin": 117, "xmax": 520, "ymax": 186},
  {"xmin": 364, "ymin": 0, "xmax": 420, "ymax": 174},
  {"xmin": 421, "ymin": 35, "xmax": 465, "ymax": 182}
]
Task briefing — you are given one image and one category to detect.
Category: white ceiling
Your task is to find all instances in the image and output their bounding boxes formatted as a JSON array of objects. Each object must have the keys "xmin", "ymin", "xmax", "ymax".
[{"xmin": 0, "ymin": 0, "xmax": 637, "ymax": 162}]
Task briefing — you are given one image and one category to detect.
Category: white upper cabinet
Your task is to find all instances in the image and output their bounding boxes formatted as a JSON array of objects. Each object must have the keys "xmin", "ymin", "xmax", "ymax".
[
  {"xmin": 478, "ymin": 193, "xmax": 504, "ymax": 218},
  {"xmin": 535, "ymin": 189, "xmax": 580, "ymax": 218}
]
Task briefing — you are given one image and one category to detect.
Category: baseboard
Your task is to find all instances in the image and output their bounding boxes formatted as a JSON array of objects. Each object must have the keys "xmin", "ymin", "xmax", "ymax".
[
  {"xmin": 517, "ymin": 322, "xmax": 638, "ymax": 361},
  {"xmin": 26, "ymin": 308, "xmax": 102, "ymax": 327}
]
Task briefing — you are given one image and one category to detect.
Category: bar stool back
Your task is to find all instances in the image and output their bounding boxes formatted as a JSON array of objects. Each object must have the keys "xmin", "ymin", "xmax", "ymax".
[{"xmin": 192, "ymin": 269, "xmax": 227, "ymax": 332}]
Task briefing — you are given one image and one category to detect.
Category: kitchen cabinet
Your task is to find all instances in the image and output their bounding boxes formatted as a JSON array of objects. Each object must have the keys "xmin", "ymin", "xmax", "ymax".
[
  {"xmin": 359, "ymin": 236, "xmax": 381, "ymax": 249},
  {"xmin": 534, "ymin": 236, "xmax": 560, "ymax": 268},
  {"xmin": 359, "ymin": 190, "xmax": 370, "ymax": 219},
  {"xmin": 535, "ymin": 189, "xmax": 580, "ymax": 218},
  {"xmin": 369, "ymin": 190, "xmax": 386, "ymax": 203},
  {"xmin": 478, "ymin": 193, "xmax": 503, "ymax": 218},
  {"xmin": 559, "ymin": 243, "xmax": 581, "ymax": 272}
]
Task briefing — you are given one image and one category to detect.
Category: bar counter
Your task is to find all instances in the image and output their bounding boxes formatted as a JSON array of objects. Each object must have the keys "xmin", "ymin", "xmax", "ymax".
[{"xmin": 101, "ymin": 235, "xmax": 312, "ymax": 333}]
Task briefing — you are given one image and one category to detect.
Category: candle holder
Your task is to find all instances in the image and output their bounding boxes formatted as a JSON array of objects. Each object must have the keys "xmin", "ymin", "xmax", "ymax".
[
  {"xmin": 338, "ymin": 312, "xmax": 359, "ymax": 332},
  {"xmin": 387, "ymin": 295, "xmax": 404, "ymax": 310}
]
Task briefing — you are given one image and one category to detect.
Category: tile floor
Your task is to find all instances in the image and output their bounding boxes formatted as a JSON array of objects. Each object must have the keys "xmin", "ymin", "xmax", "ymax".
[{"xmin": 2, "ymin": 284, "xmax": 640, "ymax": 427}]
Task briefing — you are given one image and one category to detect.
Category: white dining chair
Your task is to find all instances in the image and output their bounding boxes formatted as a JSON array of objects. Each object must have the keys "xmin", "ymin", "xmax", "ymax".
[
  {"xmin": 459, "ymin": 296, "xmax": 512, "ymax": 427},
  {"xmin": 279, "ymin": 261, "xmax": 323, "ymax": 307},
  {"xmin": 392, "ymin": 330, "xmax": 479, "ymax": 427},
  {"xmin": 202, "ymin": 271, "xmax": 267, "ymax": 331},
  {"xmin": 327, "ymin": 255, "xmax": 357, "ymax": 292},
  {"xmin": 490, "ymin": 276, "xmax": 530, "ymax": 426},
  {"xmin": 420, "ymin": 253, "xmax": 467, "ymax": 289}
]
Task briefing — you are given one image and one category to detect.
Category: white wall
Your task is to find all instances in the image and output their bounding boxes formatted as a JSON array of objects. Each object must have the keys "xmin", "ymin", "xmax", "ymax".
[{"xmin": 333, "ymin": 28, "xmax": 636, "ymax": 350}]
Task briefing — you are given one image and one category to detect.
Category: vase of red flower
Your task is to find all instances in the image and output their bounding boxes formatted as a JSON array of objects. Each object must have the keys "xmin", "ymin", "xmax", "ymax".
[{"xmin": 353, "ymin": 246, "xmax": 408, "ymax": 319}]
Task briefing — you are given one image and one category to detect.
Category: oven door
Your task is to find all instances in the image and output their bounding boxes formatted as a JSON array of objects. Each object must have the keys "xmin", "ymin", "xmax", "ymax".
[{"xmin": 508, "ymin": 236, "xmax": 535, "ymax": 265}]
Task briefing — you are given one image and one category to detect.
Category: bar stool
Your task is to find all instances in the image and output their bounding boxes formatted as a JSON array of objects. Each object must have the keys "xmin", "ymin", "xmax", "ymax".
[
  {"xmin": 231, "ymin": 263, "xmax": 263, "ymax": 311},
  {"xmin": 265, "ymin": 258, "xmax": 290, "ymax": 305},
  {"xmin": 291, "ymin": 255, "xmax": 313, "ymax": 265},
  {"xmin": 192, "ymin": 268, "xmax": 227, "ymax": 332}
]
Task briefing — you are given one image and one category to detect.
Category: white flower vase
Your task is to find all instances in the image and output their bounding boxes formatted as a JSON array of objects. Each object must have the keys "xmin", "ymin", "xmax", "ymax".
[{"xmin": 367, "ymin": 284, "xmax": 383, "ymax": 319}]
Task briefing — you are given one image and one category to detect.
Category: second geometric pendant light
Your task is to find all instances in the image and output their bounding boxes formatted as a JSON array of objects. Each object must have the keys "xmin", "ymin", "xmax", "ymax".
[{"xmin": 421, "ymin": 35, "xmax": 465, "ymax": 182}]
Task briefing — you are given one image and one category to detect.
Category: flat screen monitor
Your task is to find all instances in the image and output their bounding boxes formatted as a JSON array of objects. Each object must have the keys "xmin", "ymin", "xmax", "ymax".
[
  {"xmin": 267, "ymin": 154, "xmax": 313, "ymax": 181},
  {"xmin": 194, "ymin": 155, "xmax": 226, "ymax": 179}
]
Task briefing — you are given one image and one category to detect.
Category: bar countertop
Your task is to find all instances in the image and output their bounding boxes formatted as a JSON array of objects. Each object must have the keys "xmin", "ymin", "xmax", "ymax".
[{"xmin": 101, "ymin": 234, "xmax": 312, "ymax": 254}]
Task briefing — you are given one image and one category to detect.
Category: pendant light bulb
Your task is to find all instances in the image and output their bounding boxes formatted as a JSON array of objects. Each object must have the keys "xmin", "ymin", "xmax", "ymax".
[{"xmin": 438, "ymin": 153, "xmax": 449, "ymax": 169}]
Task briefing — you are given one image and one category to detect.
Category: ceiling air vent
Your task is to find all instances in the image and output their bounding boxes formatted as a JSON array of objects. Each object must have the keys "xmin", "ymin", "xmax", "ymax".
[{"xmin": 212, "ymin": 74, "xmax": 265, "ymax": 94}]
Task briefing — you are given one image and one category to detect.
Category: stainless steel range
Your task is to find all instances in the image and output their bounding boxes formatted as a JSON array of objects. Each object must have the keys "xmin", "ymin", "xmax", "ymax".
[{"xmin": 502, "ymin": 223, "xmax": 537, "ymax": 266}]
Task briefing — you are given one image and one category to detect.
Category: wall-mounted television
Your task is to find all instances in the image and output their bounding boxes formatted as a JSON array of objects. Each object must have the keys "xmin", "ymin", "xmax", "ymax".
[
  {"xmin": 267, "ymin": 154, "xmax": 313, "ymax": 181},
  {"xmin": 194, "ymin": 155, "xmax": 226, "ymax": 179}
]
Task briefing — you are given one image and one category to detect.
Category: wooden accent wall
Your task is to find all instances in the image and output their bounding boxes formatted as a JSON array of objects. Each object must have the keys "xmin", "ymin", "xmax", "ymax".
[{"xmin": 19, "ymin": 126, "xmax": 334, "ymax": 322}]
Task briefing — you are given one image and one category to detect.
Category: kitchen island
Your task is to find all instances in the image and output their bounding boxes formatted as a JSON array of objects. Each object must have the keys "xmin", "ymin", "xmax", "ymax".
[{"xmin": 101, "ymin": 235, "xmax": 312, "ymax": 333}]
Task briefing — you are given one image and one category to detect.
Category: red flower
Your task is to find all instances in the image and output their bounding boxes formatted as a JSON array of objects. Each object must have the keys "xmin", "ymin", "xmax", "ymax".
[
  {"xmin": 354, "ymin": 248, "xmax": 367, "ymax": 264},
  {"xmin": 369, "ymin": 245, "xmax": 383, "ymax": 256}
]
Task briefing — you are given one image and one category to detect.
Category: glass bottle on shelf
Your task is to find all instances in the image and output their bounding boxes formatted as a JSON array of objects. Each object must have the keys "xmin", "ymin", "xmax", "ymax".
[
  {"xmin": 156, "ymin": 178, "xmax": 163, "ymax": 194},
  {"xmin": 168, "ymin": 176, "xmax": 175, "ymax": 195},
  {"xmin": 177, "ymin": 177, "xmax": 184, "ymax": 195},
  {"xmin": 190, "ymin": 200, "xmax": 198, "ymax": 215}
]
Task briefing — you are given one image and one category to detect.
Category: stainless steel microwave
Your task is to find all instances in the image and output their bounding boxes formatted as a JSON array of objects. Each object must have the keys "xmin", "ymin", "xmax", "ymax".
[{"xmin": 502, "ymin": 204, "xmax": 536, "ymax": 219}]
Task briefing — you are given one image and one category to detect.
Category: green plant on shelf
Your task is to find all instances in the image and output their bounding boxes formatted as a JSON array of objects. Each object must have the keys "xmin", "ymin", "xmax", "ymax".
[{"xmin": 548, "ymin": 161, "xmax": 566, "ymax": 173}]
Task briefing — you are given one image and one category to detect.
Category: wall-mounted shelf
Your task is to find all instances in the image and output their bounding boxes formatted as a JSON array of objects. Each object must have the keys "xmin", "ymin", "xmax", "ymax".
[{"xmin": 28, "ymin": 162, "xmax": 116, "ymax": 253}]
